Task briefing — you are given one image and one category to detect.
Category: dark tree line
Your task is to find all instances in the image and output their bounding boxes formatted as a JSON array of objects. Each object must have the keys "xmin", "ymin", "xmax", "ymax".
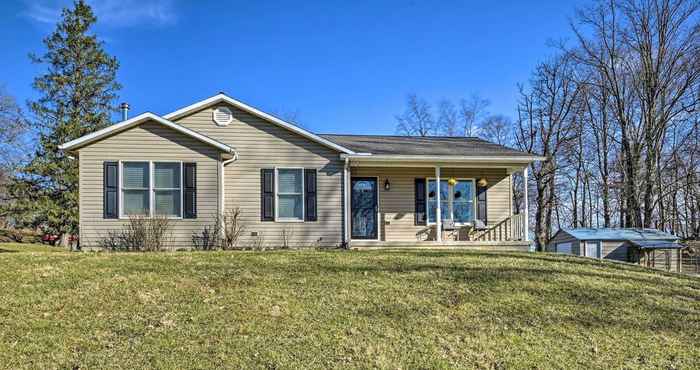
[{"xmin": 518, "ymin": 0, "xmax": 700, "ymax": 250}]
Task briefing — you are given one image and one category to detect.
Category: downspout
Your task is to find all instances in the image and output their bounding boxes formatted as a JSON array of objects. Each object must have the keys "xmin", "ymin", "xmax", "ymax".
[{"xmin": 219, "ymin": 151, "xmax": 239, "ymax": 230}]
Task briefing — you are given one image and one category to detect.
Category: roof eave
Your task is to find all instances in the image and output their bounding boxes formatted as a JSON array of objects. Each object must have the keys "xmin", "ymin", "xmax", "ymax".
[
  {"xmin": 58, "ymin": 113, "xmax": 236, "ymax": 155},
  {"xmin": 340, "ymin": 154, "xmax": 545, "ymax": 163},
  {"xmin": 163, "ymin": 93, "xmax": 356, "ymax": 155}
]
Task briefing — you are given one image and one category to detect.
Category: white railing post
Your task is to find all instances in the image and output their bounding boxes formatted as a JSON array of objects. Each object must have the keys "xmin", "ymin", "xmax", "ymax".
[
  {"xmin": 343, "ymin": 158, "xmax": 350, "ymax": 246},
  {"xmin": 435, "ymin": 166, "xmax": 442, "ymax": 242},
  {"xmin": 523, "ymin": 167, "xmax": 529, "ymax": 242}
]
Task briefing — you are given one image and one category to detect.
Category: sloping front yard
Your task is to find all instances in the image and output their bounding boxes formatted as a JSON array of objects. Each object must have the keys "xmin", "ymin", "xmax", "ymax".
[{"xmin": 1, "ymin": 243, "xmax": 699, "ymax": 369}]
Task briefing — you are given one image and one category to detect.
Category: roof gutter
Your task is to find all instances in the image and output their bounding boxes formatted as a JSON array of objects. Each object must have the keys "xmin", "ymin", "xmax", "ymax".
[{"xmin": 339, "ymin": 154, "xmax": 545, "ymax": 163}]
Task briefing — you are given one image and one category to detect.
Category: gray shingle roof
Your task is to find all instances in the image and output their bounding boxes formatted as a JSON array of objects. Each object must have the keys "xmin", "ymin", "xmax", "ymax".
[{"xmin": 319, "ymin": 134, "xmax": 533, "ymax": 157}]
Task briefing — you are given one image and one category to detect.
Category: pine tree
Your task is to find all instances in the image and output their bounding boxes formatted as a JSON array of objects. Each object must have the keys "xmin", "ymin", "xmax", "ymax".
[{"xmin": 8, "ymin": 0, "xmax": 120, "ymax": 245}]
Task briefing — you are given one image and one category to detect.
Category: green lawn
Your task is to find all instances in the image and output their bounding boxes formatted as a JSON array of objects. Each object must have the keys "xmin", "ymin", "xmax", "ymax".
[{"xmin": 1, "ymin": 243, "xmax": 699, "ymax": 369}]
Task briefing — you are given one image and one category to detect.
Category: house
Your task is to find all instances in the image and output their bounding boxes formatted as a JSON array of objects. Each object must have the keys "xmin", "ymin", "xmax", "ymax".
[
  {"xmin": 59, "ymin": 93, "xmax": 543, "ymax": 250},
  {"xmin": 547, "ymin": 228, "xmax": 685, "ymax": 272}
]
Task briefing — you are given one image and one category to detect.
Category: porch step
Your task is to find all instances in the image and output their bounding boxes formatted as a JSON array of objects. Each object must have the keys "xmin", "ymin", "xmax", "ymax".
[{"xmin": 350, "ymin": 240, "xmax": 532, "ymax": 251}]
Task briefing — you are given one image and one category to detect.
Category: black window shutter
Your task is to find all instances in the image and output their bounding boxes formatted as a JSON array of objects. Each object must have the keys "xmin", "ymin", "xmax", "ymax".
[
  {"xmin": 477, "ymin": 184, "xmax": 487, "ymax": 223},
  {"xmin": 261, "ymin": 169, "xmax": 275, "ymax": 221},
  {"xmin": 304, "ymin": 169, "xmax": 317, "ymax": 221},
  {"xmin": 415, "ymin": 178, "xmax": 426, "ymax": 225},
  {"xmin": 184, "ymin": 163, "xmax": 197, "ymax": 219},
  {"xmin": 103, "ymin": 161, "xmax": 119, "ymax": 219}
]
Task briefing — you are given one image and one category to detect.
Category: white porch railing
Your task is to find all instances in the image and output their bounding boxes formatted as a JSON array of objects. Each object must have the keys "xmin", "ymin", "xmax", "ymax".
[{"xmin": 473, "ymin": 213, "xmax": 525, "ymax": 242}]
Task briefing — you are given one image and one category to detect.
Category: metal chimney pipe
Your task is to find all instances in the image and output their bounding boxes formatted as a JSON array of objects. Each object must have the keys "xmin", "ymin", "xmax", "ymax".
[{"xmin": 120, "ymin": 102, "xmax": 130, "ymax": 121}]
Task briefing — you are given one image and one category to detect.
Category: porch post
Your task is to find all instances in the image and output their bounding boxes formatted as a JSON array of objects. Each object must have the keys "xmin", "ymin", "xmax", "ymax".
[
  {"xmin": 435, "ymin": 166, "xmax": 442, "ymax": 242},
  {"xmin": 344, "ymin": 158, "xmax": 350, "ymax": 247},
  {"xmin": 523, "ymin": 166, "xmax": 529, "ymax": 241}
]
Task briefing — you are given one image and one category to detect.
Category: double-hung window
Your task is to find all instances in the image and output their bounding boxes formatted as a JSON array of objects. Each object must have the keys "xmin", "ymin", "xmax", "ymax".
[
  {"xmin": 122, "ymin": 162, "xmax": 150, "ymax": 216},
  {"xmin": 427, "ymin": 179, "xmax": 475, "ymax": 224},
  {"xmin": 276, "ymin": 168, "xmax": 304, "ymax": 221},
  {"xmin": 153, "ymin": 163, "xmax": 182, "ymax": 217},
  {"xmin": 121, "ymin": 161, "xmax": 183, "ymax": 218}
]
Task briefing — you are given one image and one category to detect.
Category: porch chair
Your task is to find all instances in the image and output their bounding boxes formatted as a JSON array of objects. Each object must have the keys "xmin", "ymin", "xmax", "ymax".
[
  {"xmin": 464, "ymin": 219, "xmax": 488, "ymax": 241},
  {"xmin": 441, "ymin": 219, "xmax": 457, "ymax": 241}
]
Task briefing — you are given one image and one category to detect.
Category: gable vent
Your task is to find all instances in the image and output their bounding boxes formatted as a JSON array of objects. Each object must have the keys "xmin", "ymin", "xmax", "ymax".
[{"xmin": 212, "ymin": 106, "xmax": 234, "ymax": 126}]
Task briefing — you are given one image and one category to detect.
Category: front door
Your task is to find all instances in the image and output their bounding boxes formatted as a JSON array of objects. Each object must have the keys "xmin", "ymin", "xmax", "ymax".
[{"xmin": 351, "ymin": 177, "xmax": 378, "ymax": 240}]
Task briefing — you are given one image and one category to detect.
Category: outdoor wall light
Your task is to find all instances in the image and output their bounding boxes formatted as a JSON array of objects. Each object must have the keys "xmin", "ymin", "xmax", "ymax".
[
  {"xmin": 477, "ymin": 177, "xmax": 489, "ymax": 187},
  {"xmin": 384, "ymin": 179, "xmax": 390, "ymax": 191}
]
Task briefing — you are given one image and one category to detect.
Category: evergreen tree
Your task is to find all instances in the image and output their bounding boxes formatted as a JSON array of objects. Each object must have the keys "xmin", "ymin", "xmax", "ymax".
[{"xmin": 8, "ymin": 0, "xmax": 120, "ymax": 244}]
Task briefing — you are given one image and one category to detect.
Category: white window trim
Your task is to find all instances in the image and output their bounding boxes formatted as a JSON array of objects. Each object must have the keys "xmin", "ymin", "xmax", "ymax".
[
  {"xmin": 425, "ymin": 177, "xmax": 476, "ymax": 226},
  {"xmin": 119, "ymin": 160, "xmax": 184, "ymax": 220},
  {"xmin": 274, "ymin": 167, "xmax": 305, "ymax": 223}
]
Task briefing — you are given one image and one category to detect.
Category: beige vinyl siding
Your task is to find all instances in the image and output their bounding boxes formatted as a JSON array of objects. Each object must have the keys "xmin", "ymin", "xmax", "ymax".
[
  {"xmin": 350, "ymin": 167, "xmax": 511, "ymax": 242},
  {"xmin": 547, "ymin": 231, "xmax": 580, "ymax": 255},
  {"xmin": 601, "ymin": 240, "xmax": 629, "ymax": 261},
  {"xmin": 173, "ymin": 104, "xmax": 343, "ymax": 247},
  {"xmin": 643, "ymin": 247, "xmax": 682, "ymax": 272},
  {"xmin": 77, "ymin": 121, "xmax": 220, "ymax": 249}
]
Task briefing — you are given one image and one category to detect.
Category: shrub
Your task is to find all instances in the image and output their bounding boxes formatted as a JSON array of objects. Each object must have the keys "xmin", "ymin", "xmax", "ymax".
[
  {"xmin": 100, "ymin": 216, "xmax": 172, "ymax": 252},
  {"xmin": 192, "ymin": 224, "xmax": 219, "ymax": 251},
  {"xmin": 281, "ymin": 227, "xmax": 294, "ymax": 249},
  {"xmin": 191, "ymin": 208, "xmax": 246, "ymax": 251},
  {"xmin": 219, "ymin": 208, "xmax": 245, "ymax": 250},
  {"xmin": 250, "ymin": 232, "xmax": 265, "ymax": 250}
]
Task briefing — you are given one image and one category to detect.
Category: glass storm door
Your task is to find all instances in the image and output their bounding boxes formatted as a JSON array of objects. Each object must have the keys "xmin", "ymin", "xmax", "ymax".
[{"xmin": 351, "ymin": 178, "xmax": 378, "ymax": 239}]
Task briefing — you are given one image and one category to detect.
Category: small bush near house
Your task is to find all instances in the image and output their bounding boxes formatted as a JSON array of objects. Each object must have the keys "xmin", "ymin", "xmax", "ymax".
[
  {"xmin": 220, "ymin": 207, "xmax": 245, "ymax": 250},
  {"xmin": 192, "ymin": 208, "xmax": 246, "ymax": 251},
  {"xmin": 280, "ymin": 227, "xmax": 294, "ymax": 249},
  {"xmin": 99, "ymin": 216, "xmax": 172, "ymax": 251},
  {"xmin": 191, "ymin": 224, "xmax": 219, "ymax": 251}
]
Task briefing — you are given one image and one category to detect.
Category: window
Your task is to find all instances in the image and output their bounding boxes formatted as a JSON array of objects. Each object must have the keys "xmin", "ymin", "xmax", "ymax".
[
  {"xmin": 427, "ymin": 179, "xmax": 475, "ymax": 224},
  {"xmin": 556, "ymin": 242, "xmax": 573, "ymax": 254},
  {"xmin": 122, "ymin": 162, "xmax": 149, "ymax": 215},
  {"xmin": 276, "ymin": 168, "xmax": 304, "ymax": 221},
  {"xmin": 154, "ymin": 163, "xmax": 181, "ymax": 217},
  {"xmin": 120, "ymin": 161, "xmax": 183, "ymax": 218}
]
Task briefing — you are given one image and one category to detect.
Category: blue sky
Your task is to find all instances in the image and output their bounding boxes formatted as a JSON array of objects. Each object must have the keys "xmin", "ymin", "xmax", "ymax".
[{"xmin": 1, "ymin": 0, "xmax": 586, "ymax": 135}]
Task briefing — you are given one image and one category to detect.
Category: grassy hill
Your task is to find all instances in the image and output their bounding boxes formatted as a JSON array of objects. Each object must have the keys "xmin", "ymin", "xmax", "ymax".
[{"xmin": 1, "ymin": 243, "xmax": 698, "ymax": 369}]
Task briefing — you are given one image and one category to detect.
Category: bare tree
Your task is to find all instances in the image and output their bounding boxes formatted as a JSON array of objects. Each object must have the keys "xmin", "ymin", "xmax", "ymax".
[
  {"xmin": 515, "ymin": 53, "xmax": 583, "ymax": 250},
  {"xmin": 459, "ymin": 95, "xmax": 490, "ymax": 137},
  {"xmin": 480, "ymin": 114, "xmax": 513, "ymax": 145},
  {"xmin": 0, "ymin": 86, "xmax": 30, "ymax": 227},
  {"xmin": 395, "ymin": 94, "xmax": 436, "ymax": 136},
  {"xmin": 572, "ymin": 0, "xmax": 700, "ymax": 228},
  {"xmin": 0, "ymin": 86, "xmax": 29, "ymax": 168},
  {"xmin": 437, "ymin": 99, "xmax": 460, "ymax": 136}
]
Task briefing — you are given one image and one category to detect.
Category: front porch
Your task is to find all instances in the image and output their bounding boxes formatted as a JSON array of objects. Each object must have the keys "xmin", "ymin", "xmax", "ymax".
[
  {"xmin": 342, "ymin": 157, "xmax": 531, "ymax": 249},
  {"xmin": 349, "ymin": 239, "xmax": 532, "ymax": 251}
]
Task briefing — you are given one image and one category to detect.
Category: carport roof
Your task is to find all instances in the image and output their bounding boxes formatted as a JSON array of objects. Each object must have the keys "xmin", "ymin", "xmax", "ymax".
[{"xmin": 561, "ymin": 228, "xmax": 679, "ymax": 241}]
